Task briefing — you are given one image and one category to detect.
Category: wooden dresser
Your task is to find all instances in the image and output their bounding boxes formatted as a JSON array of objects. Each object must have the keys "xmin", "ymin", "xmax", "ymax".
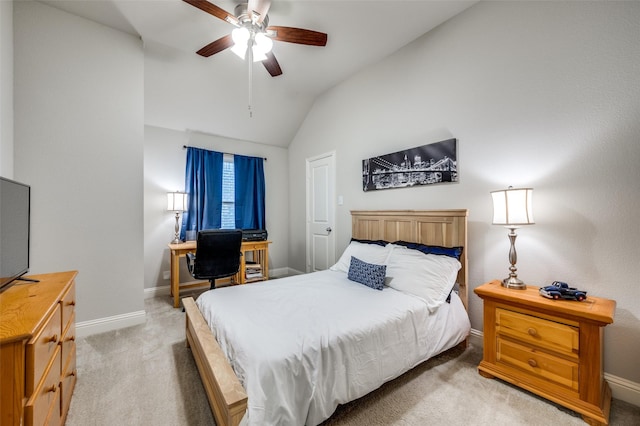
[
  {"xmin": 474, "ymin": 280, "xmax": 615, "ymax": 426},
  {"xmin": 0, "ymin": 271, "xmax": 78, "ymax": 426}
]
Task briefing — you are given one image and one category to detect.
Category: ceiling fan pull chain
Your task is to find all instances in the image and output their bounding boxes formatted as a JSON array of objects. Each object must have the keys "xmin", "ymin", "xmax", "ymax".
[{"xmin": 247, "ymin": 40, "xmax": 253, "ymax": 118}]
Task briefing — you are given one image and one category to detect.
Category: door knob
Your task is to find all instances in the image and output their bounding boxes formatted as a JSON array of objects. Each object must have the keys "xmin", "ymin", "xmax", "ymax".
[{"xmin": 326, "ymin": 227, "xmax": 332, "ymax": 234}]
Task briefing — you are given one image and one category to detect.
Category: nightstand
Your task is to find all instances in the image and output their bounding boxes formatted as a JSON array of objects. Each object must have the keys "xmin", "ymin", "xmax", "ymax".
[{"xmin": 474, "ymin": 280, "xmax": 616, "ymax": 426}]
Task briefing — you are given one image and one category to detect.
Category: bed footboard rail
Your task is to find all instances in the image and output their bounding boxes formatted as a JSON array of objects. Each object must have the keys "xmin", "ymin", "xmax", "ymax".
[{"xmin": 183, "ymin": 297, "xmax": 248, "ymax": 426}]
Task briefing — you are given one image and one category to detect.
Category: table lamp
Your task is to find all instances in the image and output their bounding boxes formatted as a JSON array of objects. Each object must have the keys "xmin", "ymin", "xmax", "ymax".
[
  {"xmin": 491, "ymin": 186, "xmax": 534, "ymax": 289},
  {"xmin": 167, "ymin": 191, "xmax": 187, "ymax": 244}
]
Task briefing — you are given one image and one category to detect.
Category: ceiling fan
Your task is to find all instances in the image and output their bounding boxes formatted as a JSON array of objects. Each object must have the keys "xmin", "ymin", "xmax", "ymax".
[{"xmin": 183, "ymin": 0, "xmax": 328, "ymax": 77}]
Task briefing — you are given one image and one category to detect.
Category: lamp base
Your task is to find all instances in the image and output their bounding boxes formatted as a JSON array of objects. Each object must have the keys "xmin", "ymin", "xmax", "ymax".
[
  {"xmin": 171, "ymin": 237, "xmax": 181, "ymax": 244},
  {"xmin": 502, "ymin": 276, "xmax": 527, "ymax": 290}
]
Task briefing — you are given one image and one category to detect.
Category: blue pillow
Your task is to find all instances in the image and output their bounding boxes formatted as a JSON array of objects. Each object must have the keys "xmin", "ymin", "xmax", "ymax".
[
  {"xmin": 347, "ymin": 256, "xmax": 386, "ymax": 290},
  {"xmin": 392, "ymin": 241, "xmax": 463, "ymax": 260}
]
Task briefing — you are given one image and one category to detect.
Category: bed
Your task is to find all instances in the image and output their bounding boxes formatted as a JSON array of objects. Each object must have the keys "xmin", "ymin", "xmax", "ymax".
[{"xmin": 183, "ymin": 209, "xmax": 470, "ymax": 426}]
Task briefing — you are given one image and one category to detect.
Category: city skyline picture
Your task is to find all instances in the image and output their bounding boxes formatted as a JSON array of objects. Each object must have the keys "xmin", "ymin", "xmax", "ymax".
[{"xmin": 362, "ymin": 138, "xmax": 457, "ymax": 191}]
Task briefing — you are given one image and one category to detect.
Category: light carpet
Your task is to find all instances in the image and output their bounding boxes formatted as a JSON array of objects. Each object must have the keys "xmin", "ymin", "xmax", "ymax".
[{"xmin": 66, "ymin": 293, "xmax": 640, "ymax": 426}]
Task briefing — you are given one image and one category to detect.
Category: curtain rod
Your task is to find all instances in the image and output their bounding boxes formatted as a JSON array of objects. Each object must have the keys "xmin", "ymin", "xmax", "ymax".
[{"xmin": 182, "ymin": 145, "xmax": 267, "ymax": 161}]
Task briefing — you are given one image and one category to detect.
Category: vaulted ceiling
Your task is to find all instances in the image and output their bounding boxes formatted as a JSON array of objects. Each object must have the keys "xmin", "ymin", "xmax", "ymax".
[{"xmin": 39, "ymin": 1, "xmax": 476, "ymax": 146}]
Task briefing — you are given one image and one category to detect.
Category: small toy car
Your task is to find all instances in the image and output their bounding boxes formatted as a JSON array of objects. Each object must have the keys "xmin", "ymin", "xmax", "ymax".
[{"xmin": 539, "ymin": 281, "xmax": 587, "ymax": 301}]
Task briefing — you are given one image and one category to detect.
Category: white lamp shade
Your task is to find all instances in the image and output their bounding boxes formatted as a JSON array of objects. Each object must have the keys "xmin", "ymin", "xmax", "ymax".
[
  {"xmin": 167, "ymin": 192, "xmax": 187, "ymax": 212},
  {"xmin": 491, "ymin": 187, "xmax": 534, "ymax": 225},
  {"xmin": 254, "ymin": 32, "xmax": 273, "ymax": 55},
  {"xmin": 231, "ymin": 28, "xmax": 272, "ymax": 62},
  {"xmin": 232, "ymin": 27, "xmax": 250, "ymax": 45}
]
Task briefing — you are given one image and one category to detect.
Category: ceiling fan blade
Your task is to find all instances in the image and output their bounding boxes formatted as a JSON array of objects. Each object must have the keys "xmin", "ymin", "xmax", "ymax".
[
  {"xmin": 262, "ymin": 51, "xmax": 283, "ymax": 77},
  {"xmin": 248, "ymin": 0, "xmax": 271, "ymax": 24},
  {"xmin": 196, "ymin": 34, "xmax": 234, "ymax": 57},
  {"xmin": 183, "ymin": 0, "xmax": 237, "ymax": 25},
  {"xmin": 266, "ymin": 26, "xmax": 327, "ymax": 46}
]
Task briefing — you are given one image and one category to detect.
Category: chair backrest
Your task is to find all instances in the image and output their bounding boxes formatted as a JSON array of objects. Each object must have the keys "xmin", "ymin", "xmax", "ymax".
[{"xmin": 191, "ymin": 229, "xmax": 243, "ymax": 280}]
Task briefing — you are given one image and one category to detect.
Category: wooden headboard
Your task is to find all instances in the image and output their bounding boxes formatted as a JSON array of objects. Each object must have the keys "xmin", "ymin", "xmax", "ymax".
[{"xmin": 351, "ymin": 210, "xmax": 469, "ymax": 310}]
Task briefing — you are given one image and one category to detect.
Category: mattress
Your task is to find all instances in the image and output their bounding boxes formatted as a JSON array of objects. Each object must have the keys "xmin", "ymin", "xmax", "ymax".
[{"xmin": 196, "ymin": 269, "xmax": 470, "ymax": 426}]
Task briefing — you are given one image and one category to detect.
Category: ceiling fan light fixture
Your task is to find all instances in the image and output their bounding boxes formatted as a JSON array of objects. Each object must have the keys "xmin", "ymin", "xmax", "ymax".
[
  {"xmin": 230, "ymin": 42, "xmax": 248, "ymax": 60},
  {"xmin": 252, "ymin": 49, "xmax": 268, "ymax": 62},
  {"xmin": 254, "ymin": 32, "xmax": 273, "ymax": 54},
  {"xmin": 232, "ymin": 27, "xmax": 250, "ymax": 45},
  {"xmin": 231, "ymin": 27, "xmax": 272, "ymax": 62}
]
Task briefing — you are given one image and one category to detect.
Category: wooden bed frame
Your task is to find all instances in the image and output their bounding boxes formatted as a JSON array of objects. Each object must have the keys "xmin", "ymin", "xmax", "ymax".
[{"xmin": 183, "ymin": 209, "xmax": 469, "ymax": 426}]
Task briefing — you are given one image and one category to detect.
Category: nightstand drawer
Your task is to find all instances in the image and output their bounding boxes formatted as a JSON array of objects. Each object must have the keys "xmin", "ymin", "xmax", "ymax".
[
  {"xmin": 496, "ymin": 308, "xmax": 578, "ymax": 357},
  {"xmin": 497, "ymin": 338, "xmax": 579, "ymax": 392}
]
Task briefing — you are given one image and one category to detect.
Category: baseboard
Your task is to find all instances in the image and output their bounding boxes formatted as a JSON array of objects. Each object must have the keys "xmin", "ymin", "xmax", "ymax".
[
  {"xmin": 468, "ymin": 327, "xmax": 484, "ymax": 348},
  {"xmin": 469, "ymin": 328, "xmax": 640, "ymax": 407},
  {"xmin": 605, "ymin": 373, "xmax": 640, "ymax": 407},
  {"xmin": 76, "ymin": 310, "xmax": 146, "ymax": 338},
  {"xmin": 269, "ymin": 267, "xmax": 291, "ymax": 278},
  {"xmin": 145, "ymin": 284, "xmax": 170, "ymax": 299}
]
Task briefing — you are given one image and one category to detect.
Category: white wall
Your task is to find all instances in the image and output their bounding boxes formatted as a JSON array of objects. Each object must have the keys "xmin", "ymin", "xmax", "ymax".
[
  {"xmin": 289, "ymin": 1, "xmax": 640, "ymax": 383},
  {"xmin": 143, "ymin": 125, "xmax": 289, "ymax": 290},
  {"xmin": 13, "ymin": 1, "xmax": 145, "ymax": 325},
  {"xmin": 0, "ymin": 0, "xmax": 13, "ymax": 177}
]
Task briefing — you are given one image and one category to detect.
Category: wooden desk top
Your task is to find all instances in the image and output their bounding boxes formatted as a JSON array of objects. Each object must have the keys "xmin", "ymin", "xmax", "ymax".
[
  {"xmin": 168, "ymin": 240, "xmax": 271, "ymax": 251},
  {"xmin": 168, "ymin": 240, "xmax": 197, "ymax": 251},
  {"xmin": 0, "ymin": 271, "xmax": 78, "ymax": 344},
  {"xmin": 474, "ymin": 280, "xmax": 616, "ymax": 325}
]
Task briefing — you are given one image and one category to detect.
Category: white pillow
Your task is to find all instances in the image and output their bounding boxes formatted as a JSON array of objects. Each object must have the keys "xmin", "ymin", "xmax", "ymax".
[
  {"xmin": 385, "ymin": 245, "xmax": 461, "ymax": 312},
  {"xmin": 330, "ymin": 241, "xmax": 393, "ymax": 273}
]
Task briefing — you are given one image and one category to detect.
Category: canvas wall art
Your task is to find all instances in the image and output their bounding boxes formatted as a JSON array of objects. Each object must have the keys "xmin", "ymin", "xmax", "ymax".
[{"xmin": 362, "ymin": 138, "xmax": 457, "ymax": 191}]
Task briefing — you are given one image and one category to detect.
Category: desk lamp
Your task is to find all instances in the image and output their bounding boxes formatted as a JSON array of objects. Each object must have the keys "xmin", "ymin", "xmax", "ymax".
[
  {"xmin": 491, "ymin": 186, "xmax": 534, "ymax": 289},
  {"xmin": 167, "ymin": 191, "xmax": 187, "ymax": 244}
]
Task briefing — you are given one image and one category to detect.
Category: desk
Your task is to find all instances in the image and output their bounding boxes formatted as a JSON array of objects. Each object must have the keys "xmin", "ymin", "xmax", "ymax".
[{"xmin": 167, "ymin": 240, "xmax": 271, "ymax": 308}]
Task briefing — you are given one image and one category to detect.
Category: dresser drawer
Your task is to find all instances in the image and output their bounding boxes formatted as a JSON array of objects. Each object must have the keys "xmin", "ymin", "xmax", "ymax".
[
  {"xmin": 61, "ymin": 312, "xmax": 76, "ymax": 367},
  {"xmin": 26, "ymin": 304, "xmax": 62, "ymax": 395},
  {"xmin": 497, "ymin": 337, "xmax": 579, "ymax": 392},
  {"xmin": 496, "ymin": 308, "xmax": 578, "ymax": 357},
  {"xmin": 25, "ymin": 346, "xmax": 62, "ymax": 426},
  {"xmin": 61, "ymin": 283, "xmax": 76, "ymax": 331},
  {"xmin": 61, "ymin": 346, "xmax": 77, "ymax": 422}
]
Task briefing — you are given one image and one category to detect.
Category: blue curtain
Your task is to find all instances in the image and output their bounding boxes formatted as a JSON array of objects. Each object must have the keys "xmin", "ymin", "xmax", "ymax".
[
  {"xmin": 234, "ymin": 154, "xmax": 265, "ymax": 229},
  {"xmin": 180, "ymin": 147, "xmax": 224, "ymax": 240}
]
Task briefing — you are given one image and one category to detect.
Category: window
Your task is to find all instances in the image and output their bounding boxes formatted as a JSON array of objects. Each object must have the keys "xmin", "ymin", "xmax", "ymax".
[
  {"xmin": 221, "ymin": 154, "xmax": 235, "ymax": 229},
  {"xmin": 183, "ymin": 147, "xmax": 264, "ymax": 237}
]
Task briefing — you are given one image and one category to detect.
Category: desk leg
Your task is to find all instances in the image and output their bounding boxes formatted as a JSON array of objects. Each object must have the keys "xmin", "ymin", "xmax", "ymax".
[
  {"xmin": 239, "ymin": 249, "xmax": 246, "ymax": 284},
  {"xmin": 170, "ymin": 250, "xmax": 180, "ymax": 308},
  {"xmin": 263, "ymin": 246, "xmax": 269, "ymax": 280}
]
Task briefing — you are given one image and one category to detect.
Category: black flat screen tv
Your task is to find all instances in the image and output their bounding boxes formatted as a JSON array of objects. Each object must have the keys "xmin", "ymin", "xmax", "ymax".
[{"xmin": 0, "ymin": 177, "xmax": 31, "ymax": 292}]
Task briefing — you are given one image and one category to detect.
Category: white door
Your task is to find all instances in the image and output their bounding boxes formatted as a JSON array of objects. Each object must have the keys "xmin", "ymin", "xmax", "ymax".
[{"xmin": 306, "ymin": 152, "xmax": 336, "ymax": 272}]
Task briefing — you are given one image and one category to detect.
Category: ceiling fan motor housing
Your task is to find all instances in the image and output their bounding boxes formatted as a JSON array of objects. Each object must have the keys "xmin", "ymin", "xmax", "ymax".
[{"xmin": 234, "ymin": 3, "xmax": 269, "ymax": 30}]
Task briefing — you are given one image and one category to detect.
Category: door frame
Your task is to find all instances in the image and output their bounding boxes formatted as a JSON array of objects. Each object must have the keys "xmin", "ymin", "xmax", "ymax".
[{"xmin": 305, "ymin": 151, "xmax": 337, "ymax": 273}]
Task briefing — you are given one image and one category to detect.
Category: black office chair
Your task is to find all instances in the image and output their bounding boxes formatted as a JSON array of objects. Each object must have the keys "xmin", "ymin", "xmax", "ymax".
[{"xmin": 186, "ymin": 229, "xmax": 243, "ymax": 290}]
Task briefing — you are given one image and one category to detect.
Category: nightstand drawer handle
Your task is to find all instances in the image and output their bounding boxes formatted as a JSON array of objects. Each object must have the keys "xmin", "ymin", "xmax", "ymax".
[
  {"xmin": 528, "ymin": 358, "xmax": 538, "ymax": 368},
  {"xmin": 527, "ymin": 328, "xmax": 538, "ymax": 337}
]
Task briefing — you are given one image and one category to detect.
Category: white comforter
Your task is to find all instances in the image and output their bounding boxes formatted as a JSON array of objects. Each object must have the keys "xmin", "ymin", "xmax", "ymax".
[{"xmin": 196, "ymin": 269, "xmax": 470, "ymax": 426}]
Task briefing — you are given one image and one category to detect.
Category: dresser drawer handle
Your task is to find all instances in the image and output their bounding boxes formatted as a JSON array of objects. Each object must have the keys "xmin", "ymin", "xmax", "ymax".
[
  {"xmin": 47, "ymin": 384, "xmax": 57, "ymax": 393},
  {"xmin": 67, "ymin": 370, "xmax": 77, "ymax": 378},
  {"xmin": 48, "ymin": 334, "xmax": 59, "ymax": 343},
  {"xmin": 67, "ymin": 300, "xmax": 76, "ymax": 306},
  {"xmin": 527, "ymin": 328, "xmax": 538, "ymax": 337},
  {"xmin": 528, "ymin": 358, "xmax": 538, "ymax": 368}
]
